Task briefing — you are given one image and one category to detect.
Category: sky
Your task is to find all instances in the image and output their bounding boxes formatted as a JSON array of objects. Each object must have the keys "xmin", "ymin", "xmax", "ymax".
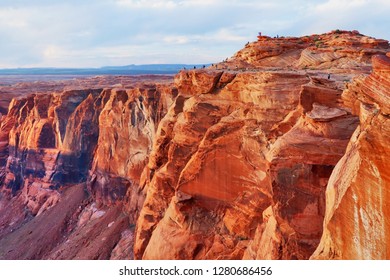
[{"xmin": 0, "ymin": 0, "xmax": 389, "ymax": 68}]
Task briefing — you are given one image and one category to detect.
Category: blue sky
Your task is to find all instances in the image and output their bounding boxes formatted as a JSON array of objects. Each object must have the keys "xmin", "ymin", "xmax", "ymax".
[{"xmin": 0, "ymin": 0, "xmax": 389, "ymax": 68}]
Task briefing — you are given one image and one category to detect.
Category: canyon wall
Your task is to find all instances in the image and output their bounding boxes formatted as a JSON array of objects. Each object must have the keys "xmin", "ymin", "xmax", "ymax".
[
  {"xmin": 134, "ymin": 30, "xmax": 390, "ymax": 260},
  {"xmin": 0, "ymin": 30, "xmax": 389, "ymax": 259},
  {"xmin": 312, "ymin": 53, "xmax": 390, "ymax": 259},
  {"xmin": 0, "ymin": 79, "xmax": 176, "ymax": 259}
]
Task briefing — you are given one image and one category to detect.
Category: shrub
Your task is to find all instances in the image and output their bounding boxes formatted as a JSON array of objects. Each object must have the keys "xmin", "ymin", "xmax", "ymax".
[{"xmin": 315, "ymin": 41, "xmax": 323, "ymax": 48}]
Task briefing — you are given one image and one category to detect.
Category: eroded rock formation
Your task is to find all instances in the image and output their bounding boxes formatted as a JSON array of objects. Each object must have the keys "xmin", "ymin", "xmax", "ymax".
[
  {"xmin": 134, "ymin": 30, "xmax": 390, "ymax": 260},
  {"xmin": 312, "ymin": 53, "xmax": 390, "ymax": 259},
  {"xmin": 0, "ymin": 76, "xmax": 176, "ymax": 259}
]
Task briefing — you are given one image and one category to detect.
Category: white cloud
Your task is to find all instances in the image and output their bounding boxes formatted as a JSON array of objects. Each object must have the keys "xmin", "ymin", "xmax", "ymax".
[
  {"xmin": 161, "ymin": 29, "xmax": 247, "ymax": 45},
  {"xmin": 116, "ymin": 0, "xmax": 178, "ymax": 9},
  {"xmin": 0, "ymin": 0, "xmax": 389, "ymax": 68},
  {"xmin": 116, "ymin": 0, "xmax": 224, "ymax": 8},
  {"xmin": 313, "ymin": 0, "xmax": 367, "ymax": 13},
  {"xmin": 163, "ymin": 35, "xmax": 190, "ymax": 44},
  {"xmin": 212, "ymin": 28, "xmax": 248, "ymax": 42},
  {"xmin": 0, "ymin": 8, "xmax": 29, "ymax": 28},
  {"xmin": 179, "ymin": 0, "xmax": 219, "ymax": 6},
  {"xmin": 43, "ymin": 45, "xmax": 65, "ymax": 59},
  {"xmin": 300, "ymin": 0, "xmax": 390, "ymax": 38}
]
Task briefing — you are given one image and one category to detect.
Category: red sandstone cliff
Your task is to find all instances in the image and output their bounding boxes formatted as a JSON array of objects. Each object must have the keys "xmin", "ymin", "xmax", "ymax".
[
  {"xmin": 0, "ymin": 30, "xmax": 389, "ymax": 260},
  {"xmin": 0, "ymin": 77, "xmax": 176, "ymax": 259},
  {"xmin": 311, "ymin": 53, "xmax": 390, "ymax": 259},
  {"xmin": 134, "ymin": 30, "xmax": 390, "ymax": 260}
]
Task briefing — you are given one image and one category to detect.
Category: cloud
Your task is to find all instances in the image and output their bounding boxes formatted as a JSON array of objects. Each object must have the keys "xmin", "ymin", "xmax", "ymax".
[
  {"xmin": 208, "ymin": 28, "xmax": 248, "ymax": 42},
  {"xmin": 163, "ymin": 35, "xmax": 190, "ymax": 44},
  {"xmin": 299, "ymin": 0, "xmax": 390, "ymax": 38},
  {"xmin": 116, "ymin": 0, "xmax": 178, "ymax": 9},
  {"xmin": 116, "ymin": 0, "xmax": 223, "ymax": 9},
  {"xmin": 0, "ymin": 9, "xmax": 28, "ymax": 28},
  {"xmin": 315, "ymin": 0, "xmax": 367, "ymax": 11},
  {"xmin": 0, "ymin": 0, "xmax": 389, "ymax": 68}
]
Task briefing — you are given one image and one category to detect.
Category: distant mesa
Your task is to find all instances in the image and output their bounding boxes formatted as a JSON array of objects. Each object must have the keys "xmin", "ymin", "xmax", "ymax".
[{"xmin": 0, "ymin": 64, "xmax": 212, "ymax": 76}]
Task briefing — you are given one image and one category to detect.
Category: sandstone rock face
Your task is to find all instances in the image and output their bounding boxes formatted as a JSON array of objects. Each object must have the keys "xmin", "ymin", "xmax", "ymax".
[
  {"xmin": 1, "ymin": 89, "xmax": 102, "ymax": 216},
  {"xmin": 88, "ymin": 85, "xmax": 176, "ymax": 214},
  {"xmin": 249, "ymin": 92, "xmax": 359, "ymax": 259},
  {"xmin": 231, "ymin": 30, "xmax": 389, "ymax": 71},
  {"xmin": 135, "ymin": 70, "xmax": 314, "ymax": 259},
  {"xmin": 0, "ymin": 76, "xmax": 176, "ymax": 259},
  {"xmin": 312, "ymin": 53, "xmax": 390, "ymax": 259},
  {"xmin": 135, "ymin": 68, "xmax": 362, "ymax": 260},
  {"xmin": 0, "ymin": 183, "xmax": 86, "ymax": 259},
  {"xmin": 134, "ymin": 31, "xmax": 390, "ymax": 260}
]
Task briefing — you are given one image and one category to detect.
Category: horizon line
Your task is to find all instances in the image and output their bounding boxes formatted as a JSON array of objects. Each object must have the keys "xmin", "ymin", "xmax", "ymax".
[{"xmin": 0, "ymin": 63, "xmax": 214, "ymax": 71}]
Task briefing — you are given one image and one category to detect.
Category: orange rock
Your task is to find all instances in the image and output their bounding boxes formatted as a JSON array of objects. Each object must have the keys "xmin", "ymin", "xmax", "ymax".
[
  {"xmin": 0, "ymin": 75, "xmax": 175, "ymax": 259},
  {"xmin": 312, "ymin": 54, "xmax": 390, "ymax": 259},
  {"xmin": 88, "ymin": 85, "xmax": 176, "ymax": 208},
  {"xmin": 135, "ymin": 31, "xmax": 389, "ymax": 260}
]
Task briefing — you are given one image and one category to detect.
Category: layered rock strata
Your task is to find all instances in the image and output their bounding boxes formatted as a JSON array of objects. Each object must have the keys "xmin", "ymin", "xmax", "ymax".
[
  {"xmin": 0, "ymin": 79, "xmax": 176, "ymax": 259},
  {"xmin": 312, "ymin": 53, "xmax": 390, "ymax": 259},
  {"xmin": 134, "ymin": 30, "xmax": 390, "ymax": 260}
]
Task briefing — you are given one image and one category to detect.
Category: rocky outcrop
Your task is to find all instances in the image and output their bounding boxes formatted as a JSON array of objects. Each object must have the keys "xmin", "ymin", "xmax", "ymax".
[
  {"xmin": 0, "ymin": 183, "xmax": 87, "ymax": 259},
  {"xmin": 311, "ymin": 53, "xmax": 390, "ymax": 259},
  {"xmin": 0, "ymin": 76, "xmax": 176, "ymax": 259},
  {"xmin": 1, "ymin": 89, "xmax": 102, "ymax": 216},
  {"xmin": 244, "ymin": 80, "xmax": 359, "ymax": 259},
  {"xmin": 134, "ymin": 31, "xmax": 390, "ymax": 260},
  {"xmin": 230, "ymin": 30, "xmax": 389, "ymax": 71},
  {"xmin": 134, "ymin": 70, "xmax": 315, "ymax": 259},
  {"xmin": 88, "ymin": 85, "xmax": 176, "ymax": 213}
]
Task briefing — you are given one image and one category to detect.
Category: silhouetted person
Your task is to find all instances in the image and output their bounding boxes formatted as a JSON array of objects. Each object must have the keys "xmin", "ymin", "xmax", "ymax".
[
  {"xmin": 194, "ymin": 66, "xmax": 196, "ymax": 69},
  {"xmin": 203, "ymin": 65, "xmax": 205, "ymax": 69},
  {"xmin": 328, "ymin": 73, "xmax": 331, "ymax": 79}
]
